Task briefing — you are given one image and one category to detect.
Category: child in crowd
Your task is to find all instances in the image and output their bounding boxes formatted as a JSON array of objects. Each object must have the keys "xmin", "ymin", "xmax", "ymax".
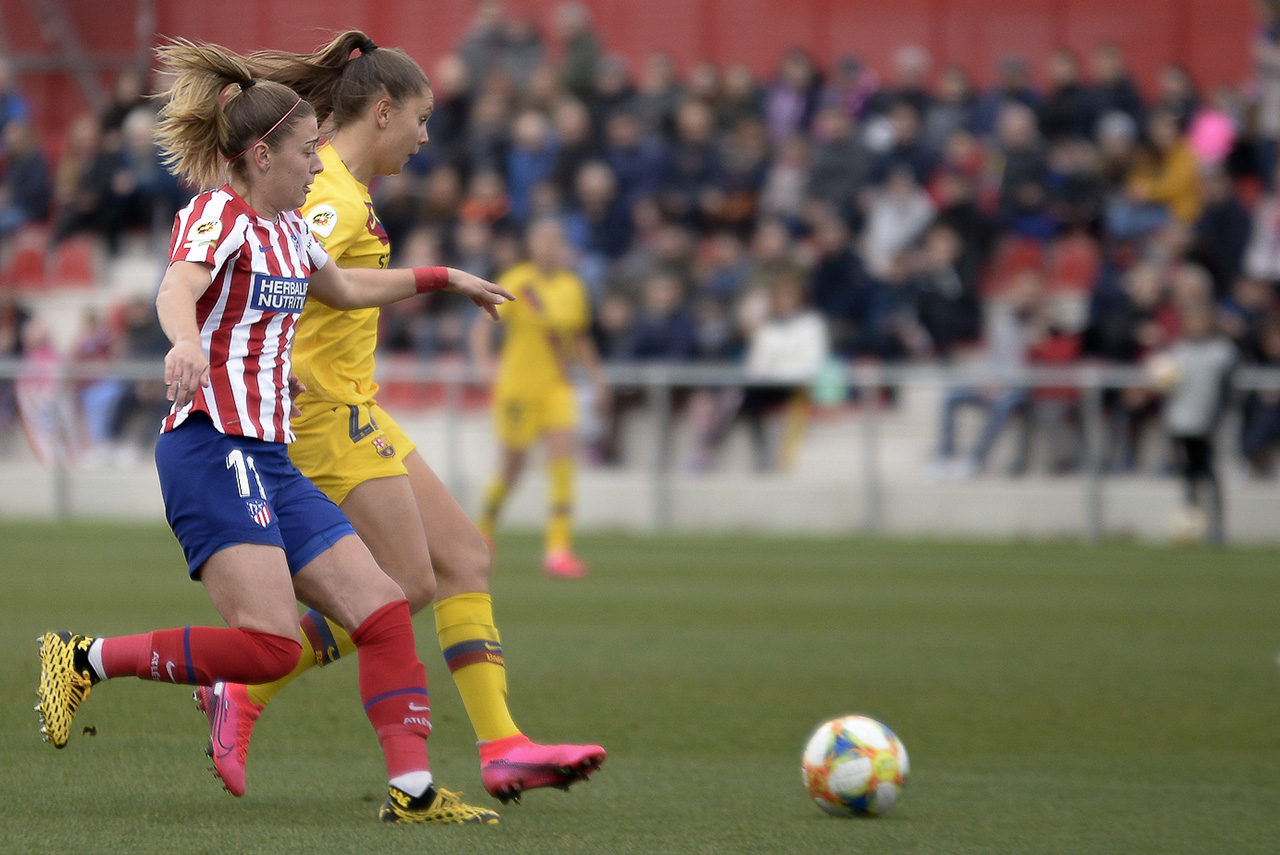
[{"xmin": 1149, "ymin": 298, "xmax": 1238, "ymax": 545}]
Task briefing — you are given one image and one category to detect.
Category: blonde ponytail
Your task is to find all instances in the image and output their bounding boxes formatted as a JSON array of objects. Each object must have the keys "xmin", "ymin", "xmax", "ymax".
[{"xmin": 153, "ymin": 39, "xmax": 314, "ymax": 188}]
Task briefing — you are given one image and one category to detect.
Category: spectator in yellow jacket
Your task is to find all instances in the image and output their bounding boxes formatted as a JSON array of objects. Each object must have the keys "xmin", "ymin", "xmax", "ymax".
[{"xmin": 1124, "ymin": 108, "xmax": 1202, "ymax": 224}]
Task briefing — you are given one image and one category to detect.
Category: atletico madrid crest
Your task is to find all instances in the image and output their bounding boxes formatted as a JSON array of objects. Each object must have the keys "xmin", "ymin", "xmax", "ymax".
[
  {"xmin": 372, "ymin": 435, "xmax": 396, "ymax": 458},
  {"xmin": 246, "ymin": 499, "xmax": 274, "ymax": 528}
]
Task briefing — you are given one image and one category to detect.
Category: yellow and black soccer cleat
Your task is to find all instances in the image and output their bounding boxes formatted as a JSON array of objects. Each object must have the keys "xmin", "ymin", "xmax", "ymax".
[
  {"xmin": 379, "ymin": 785, "xmax": 501, "ymax": 824},
  {"xmin": 36, "ymin": 631, "xmax": 97, "ymax": 749}
]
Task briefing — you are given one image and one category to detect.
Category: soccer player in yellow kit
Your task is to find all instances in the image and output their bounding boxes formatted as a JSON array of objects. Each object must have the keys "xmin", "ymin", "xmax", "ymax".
[
  {"xmin": 470, "ymin": 217, "xmax": 606, "ymax": 578},
  {"xmin": 194, "ymin": 31, "xmax": 605, "ymax": 809}
]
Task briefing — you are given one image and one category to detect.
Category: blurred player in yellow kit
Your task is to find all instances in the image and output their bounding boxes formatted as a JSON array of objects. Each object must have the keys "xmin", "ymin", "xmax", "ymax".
[
  {"xmin": 470, "ymin": 217, "xmax": 605, "ymax": 579},
  {"xmin": 193, "ymin": 31, "xmax": 605, "ymax": 812}
]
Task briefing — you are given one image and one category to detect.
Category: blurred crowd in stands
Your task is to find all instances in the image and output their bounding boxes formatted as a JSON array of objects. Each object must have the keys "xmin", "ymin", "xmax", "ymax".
[{"xmin": 3, "ymin": 0, "xmax": 1280, "ymax": 478}]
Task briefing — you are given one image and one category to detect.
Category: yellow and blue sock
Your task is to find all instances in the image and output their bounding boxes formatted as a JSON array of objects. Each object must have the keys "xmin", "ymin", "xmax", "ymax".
[{"xmin": 435, "ymin": 593, "xmax": 520, "ymax": 742}]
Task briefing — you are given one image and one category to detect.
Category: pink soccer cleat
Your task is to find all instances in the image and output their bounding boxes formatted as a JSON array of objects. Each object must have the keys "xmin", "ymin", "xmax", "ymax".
[
  {"xmin": 194, "ymin": 681, "xmax": 264, "ymax": 797},
  {"xmin": 479, "ymin": 734, "xmax": 606, "ymax": 804},
  {"xmin": 542, "ymin": 550, "xmax": 588, "ymax": 579}
]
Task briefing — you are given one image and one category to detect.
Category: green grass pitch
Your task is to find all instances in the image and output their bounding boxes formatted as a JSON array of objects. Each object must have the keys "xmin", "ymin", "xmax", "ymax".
[{"xmin": 2, "ymin": 522, "xmax": 1278, "ymax": 854}]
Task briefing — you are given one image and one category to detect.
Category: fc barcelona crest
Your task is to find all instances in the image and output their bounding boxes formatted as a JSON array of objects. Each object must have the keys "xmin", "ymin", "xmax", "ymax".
[{"xmin": 372, "ymin": 435, "xmax": 396, "ymax": 458}]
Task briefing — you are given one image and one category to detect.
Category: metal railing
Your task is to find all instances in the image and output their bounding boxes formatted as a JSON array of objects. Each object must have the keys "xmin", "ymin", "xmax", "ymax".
[{"xmin": 3, "ymin": 357, "xmax": 1280, "ymax": 538}]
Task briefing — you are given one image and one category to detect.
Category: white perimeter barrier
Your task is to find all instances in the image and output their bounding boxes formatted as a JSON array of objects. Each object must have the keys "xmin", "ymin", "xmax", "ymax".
[{"xmin": 2, "ymin": 359, "xmax": 1279, "ymax": 544}]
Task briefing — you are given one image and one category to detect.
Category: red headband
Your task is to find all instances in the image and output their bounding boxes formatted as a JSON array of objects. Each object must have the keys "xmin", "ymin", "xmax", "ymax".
[{"xmin": 227, "ymin": 97, "xmax": 303, "ymax": 162}]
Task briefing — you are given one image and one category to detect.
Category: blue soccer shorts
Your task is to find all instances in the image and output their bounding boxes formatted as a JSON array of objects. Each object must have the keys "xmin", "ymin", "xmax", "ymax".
[{"xmin": 154, "ymin": 413, "xmax": 355, "ymax": 579}]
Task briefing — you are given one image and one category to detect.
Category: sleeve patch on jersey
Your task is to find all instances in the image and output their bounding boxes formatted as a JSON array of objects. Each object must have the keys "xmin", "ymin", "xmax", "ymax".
[
  {"xmin": 308, "ymin": 204, "xmax": 339, "ymax": 239},
  {"xmin": 184, "ymin": 216, "xmax": 222, "ymax": 249}
]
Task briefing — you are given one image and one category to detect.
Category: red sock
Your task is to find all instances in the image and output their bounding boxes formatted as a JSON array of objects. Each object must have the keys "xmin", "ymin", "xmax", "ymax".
[
  {"xmin": 99, "ymin": 627, "xmax": 300, "ymax": 685},
  {"xmin": 350, "ymin": 599, "xmax": 431, "ymax": 779}
]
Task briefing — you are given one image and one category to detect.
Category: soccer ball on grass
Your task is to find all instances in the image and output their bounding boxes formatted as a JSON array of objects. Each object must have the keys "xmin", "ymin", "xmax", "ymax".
[{"xmin": 801, "ymin": 714, "xmax": 908, "ymax": 817}]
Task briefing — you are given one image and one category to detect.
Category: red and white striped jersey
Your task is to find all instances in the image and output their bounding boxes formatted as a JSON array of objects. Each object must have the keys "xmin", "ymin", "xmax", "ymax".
[{"xmin": 161, "ymin": 186, "xmax": 330, "ymax": 443}]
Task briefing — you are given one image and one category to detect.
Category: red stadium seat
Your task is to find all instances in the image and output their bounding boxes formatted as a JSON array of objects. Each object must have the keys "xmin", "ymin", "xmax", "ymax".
[
  {"xmin": 46, "ymin": 235, "xmax": 99, "ymax": 289},
  {"xmin": 981, "ymin": 237, "xmax": 1044, "ymax": 297},
  {"xmin": 1045, "ymin": 232, "xmax": 1100, "ymax": 294},
  {"xmin": 1, "ymin": 225, "xmax": 49, "ymax": 291}
]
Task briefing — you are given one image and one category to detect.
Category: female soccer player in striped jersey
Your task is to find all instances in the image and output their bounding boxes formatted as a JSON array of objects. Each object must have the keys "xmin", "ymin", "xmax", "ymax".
[
  {"xmin": 191, "ymin": 31, "xmax": 604, "ymax": 805},
  {"xmin": 36, "ymin": 38, "xmax": 512, "ymax": 824}
]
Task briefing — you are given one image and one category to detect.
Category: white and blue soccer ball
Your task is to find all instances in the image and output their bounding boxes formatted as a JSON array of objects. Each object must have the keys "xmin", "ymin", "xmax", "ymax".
[{"xmin": 801, "ymin": 714, "xmax": 909, "ymax": 817}]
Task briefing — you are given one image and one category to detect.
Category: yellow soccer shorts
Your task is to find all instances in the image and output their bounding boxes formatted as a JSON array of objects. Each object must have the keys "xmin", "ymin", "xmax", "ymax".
[
  {"xmin": 288, "ymin": 400, "xmax": 417, "ymax": 506},
  {"xmin": 492, "ymin": 383, "xmax": 577, "ymax": 450}
]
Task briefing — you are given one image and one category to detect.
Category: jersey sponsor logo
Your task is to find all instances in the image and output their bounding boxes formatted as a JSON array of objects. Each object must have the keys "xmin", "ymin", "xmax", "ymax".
[
  {"xmin": 246, "ymin": 499, "xmax": 274, "ymax": 528},
  {"xmin": 249, "ymin": 273, "xmax": 308, "ymax": 314},
  {"xmin": 308, "ymin": 204, "xmax": 338, "ymax": 238},
  {"xmin": 372, "ymin": 435, "xmax": 396, "ymax": 458},
  {"xmin": 184, "ymin": 216, "xmax": 222, "ymax": 249}
]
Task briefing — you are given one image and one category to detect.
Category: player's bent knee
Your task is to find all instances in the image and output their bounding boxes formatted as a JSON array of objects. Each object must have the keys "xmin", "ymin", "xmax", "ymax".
[
  {"xmin": 239, "ymin": 628, "xmax": 303, "ymax": 683},
  {"xmin": 347, "ymin": 574, "xmax": 413, "ymax": 625},
  {"xmin": 400, "ymin": 573, "xmax": 437, "ymax": 613},
  {"xmin": 432, "ymin": 533, "xmax": 492, "ymax": 590},
  {"xmin": 373, "ymin": 572, "xmax": 410, "ymax": 606}
]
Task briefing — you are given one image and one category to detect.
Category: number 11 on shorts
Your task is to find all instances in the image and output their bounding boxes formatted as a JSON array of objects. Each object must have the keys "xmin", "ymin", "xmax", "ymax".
[{"xmin": 226, "ymin": 449, "xmax": 268, "ymax": 499}]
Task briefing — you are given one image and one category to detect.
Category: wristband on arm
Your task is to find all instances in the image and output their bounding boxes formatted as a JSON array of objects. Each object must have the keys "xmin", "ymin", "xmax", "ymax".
[{"xmin": 413, "ymin": 266, "xmax": 449, "ymax": 294}]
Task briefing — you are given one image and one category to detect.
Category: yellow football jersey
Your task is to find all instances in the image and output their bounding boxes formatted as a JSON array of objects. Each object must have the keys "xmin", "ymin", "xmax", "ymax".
[
  {"xmin": 493, "ymin": 261, "xmax": 591, "ymax": 397},
  {"xmin": 294, "ymin": 143, "xmax": 391, "ymax": 406}
]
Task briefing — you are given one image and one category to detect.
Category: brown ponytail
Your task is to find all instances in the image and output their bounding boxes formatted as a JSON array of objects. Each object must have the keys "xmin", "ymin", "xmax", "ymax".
[
  {"xmin": 153, "ymin": 39, "xmax": 316, "ymax": 189},
  {"xmin": 248, "ymin": 30, "xmax": 430, "ymax": 131}
]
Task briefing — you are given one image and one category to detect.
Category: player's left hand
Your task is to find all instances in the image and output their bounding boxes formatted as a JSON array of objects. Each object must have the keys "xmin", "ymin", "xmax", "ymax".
[{"xmin": 446, "ymin": 268, "xmax": 516, "ymax": 321}]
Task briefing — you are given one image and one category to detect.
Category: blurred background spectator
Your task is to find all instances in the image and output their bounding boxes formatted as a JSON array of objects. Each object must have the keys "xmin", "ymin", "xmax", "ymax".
[
  {"xmin": 0, "ymin": 8, "xmax": 1278, "ymax": 491},
  {"xmin": 1151, "ymin": 293, "xmax": 1238, "ymax": 545},
  {"xmin": 1239, "ymin": 314, "xmax": 1280, "ymax": 475},
  {"xmin": 690, "ymin": 270, "xmax": 830, "ymax": 471},
  {"xmin": 0, "ymin": 56, "xmax": 31, "ymax": 140},
  {"xmin": 0, "ymin": 286, "xmax": 32, "ymax": 442},
  {"xmin": 592, "ymin": 269, "xmax": 699, "ymax": 466},
  {"xmin": 0, "ymin": 119, "xmax": 50, "ymax": 237},
  {"xmin": 50, "ymin": 113, "xmax": 114, "ymax": 245},
  {"xmin": 554, "ymin": 2, "xmax": 601, "ymax": 102},
  {"xmin": 931, "ymin": 271, "xmax": 1044, "ymax": 480}
]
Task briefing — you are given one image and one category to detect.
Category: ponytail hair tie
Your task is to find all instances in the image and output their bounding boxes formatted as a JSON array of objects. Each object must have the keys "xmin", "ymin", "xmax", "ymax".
[
  {"xmin": 240, "ymin": 78, "xmax": 257, "ymax": 91},
  {"xmin": 359, "ymin": 38, "xmax": 378, "ymax": 54}
]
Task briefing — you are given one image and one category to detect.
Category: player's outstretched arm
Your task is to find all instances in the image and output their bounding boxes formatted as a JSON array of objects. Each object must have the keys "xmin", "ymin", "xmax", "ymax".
[{"xmin": 309, "ymin": 260, "xmax": 515, "ymax": 319}]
